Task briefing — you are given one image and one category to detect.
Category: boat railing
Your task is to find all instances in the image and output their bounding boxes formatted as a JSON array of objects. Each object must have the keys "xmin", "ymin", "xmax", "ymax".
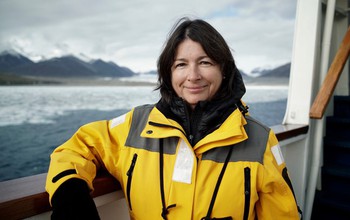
[
  {"xmin": 309, "ymin": 26, "xmax": 350, "ymax": 119},
  {"xmin": 304, "ymin": 15, "xmax": 350, "ymax": 219},
  {"xmin": 0, "ymin": 170, "xmax": 120, "ymax": 220},
  {"xmin": 0, "ymin": 124, "xmax": 308, "ymax": 220}
]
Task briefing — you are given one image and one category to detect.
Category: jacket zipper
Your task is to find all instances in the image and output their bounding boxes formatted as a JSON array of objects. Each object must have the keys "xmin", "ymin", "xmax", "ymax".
[
  {"xmin": 243, "ymin": 167, "xmax": 251, "ymax": 220},
  {"xmin": 185, "ymin": 104, "xmax": 194, "ymax": 146},
  {"xmin": 126, "ymin": 153, "xmax": 138, "ymax": 210}
]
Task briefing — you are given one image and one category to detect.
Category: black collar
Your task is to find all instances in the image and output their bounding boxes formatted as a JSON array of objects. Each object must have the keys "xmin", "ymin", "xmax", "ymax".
[{"xmin": 156, "ymin": 96, "xmax": 239, "ymax": 146}]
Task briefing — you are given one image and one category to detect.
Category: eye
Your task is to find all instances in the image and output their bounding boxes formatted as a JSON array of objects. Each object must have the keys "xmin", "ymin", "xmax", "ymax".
[
  {"xmin": 199, "ymin": 60, "xmax": 213, "ymax": 66},
  {"xmin": 174, "ymin": 62, "xmax": 186, "ymax": 68}
]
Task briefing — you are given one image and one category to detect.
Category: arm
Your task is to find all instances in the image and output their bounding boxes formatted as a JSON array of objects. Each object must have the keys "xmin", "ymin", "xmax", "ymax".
[
  {"xmin": 255, "ymin": 130, "xmax": 301, "ymax": 220},
  {"xmin": 46, "ymin": 120, "xmax": 112, "ymax": 219}
]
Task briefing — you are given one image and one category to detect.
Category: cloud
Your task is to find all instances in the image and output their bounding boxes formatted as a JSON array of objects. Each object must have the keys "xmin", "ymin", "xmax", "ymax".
[{"xmin": 0, "ymin": 0, "xmax": 296, "ymax": 73}]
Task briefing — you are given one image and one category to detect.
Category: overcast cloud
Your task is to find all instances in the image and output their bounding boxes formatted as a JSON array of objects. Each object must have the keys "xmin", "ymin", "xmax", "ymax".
[{"xmin": 0, "ymin": 0, "xmax": 297, "ymax": 73}]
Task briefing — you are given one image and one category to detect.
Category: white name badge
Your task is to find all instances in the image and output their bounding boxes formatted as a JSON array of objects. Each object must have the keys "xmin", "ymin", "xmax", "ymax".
[{"xmin": 172, "ymin": 139, "xmax": 194, "ymax": 184}]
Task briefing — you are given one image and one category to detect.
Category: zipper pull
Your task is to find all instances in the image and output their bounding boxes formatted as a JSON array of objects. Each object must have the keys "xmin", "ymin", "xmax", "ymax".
[
  {"xmin": 189, "ymin": 134, "xmax": 194, "ymax": 145},
  {"xmin": 127, "ymin": 154, "xmax": 138, "ymax": 176}
]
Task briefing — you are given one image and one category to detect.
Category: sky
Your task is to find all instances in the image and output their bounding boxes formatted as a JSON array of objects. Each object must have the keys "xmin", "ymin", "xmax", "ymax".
[{"xmin": 0, "ymin": 0, "xmax": 297, "ymax": 74}]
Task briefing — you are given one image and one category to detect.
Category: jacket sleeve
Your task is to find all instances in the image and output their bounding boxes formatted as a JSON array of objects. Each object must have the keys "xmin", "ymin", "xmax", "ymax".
[
  {"xmin": 255, "ymin": 130, "xmax": 301, "ymax": 220},
  {"xmin": 45, "ymin": 120, "xmax": 112, "ymax": 204}
]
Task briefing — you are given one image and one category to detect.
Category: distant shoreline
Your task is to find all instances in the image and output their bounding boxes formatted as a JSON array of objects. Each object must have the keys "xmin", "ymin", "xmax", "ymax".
[
  {"xmin": 0, "ymin": 74, "xmax": 289, "ymax": 87},
  {"xmin": 0, "ymin": 75, "xmax": 157, "ymax": 86}
]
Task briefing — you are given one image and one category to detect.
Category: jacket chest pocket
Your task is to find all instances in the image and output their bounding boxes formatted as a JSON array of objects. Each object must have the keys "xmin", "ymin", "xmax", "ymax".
[{"xmin": 126, "ymin": 153, "xmax": 138, "ymax": 210}]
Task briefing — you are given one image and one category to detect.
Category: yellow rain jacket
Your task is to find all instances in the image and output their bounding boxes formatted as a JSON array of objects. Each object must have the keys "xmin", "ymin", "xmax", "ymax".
[{"xmin": 46, "ymin": 104, "xmax": 300, "ymax": 220}]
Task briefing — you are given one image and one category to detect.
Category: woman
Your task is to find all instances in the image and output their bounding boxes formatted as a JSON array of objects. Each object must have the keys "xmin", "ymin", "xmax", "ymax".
[{"xmin": 46, "ymin": 17, "xmax": 301, "ymax": 220}]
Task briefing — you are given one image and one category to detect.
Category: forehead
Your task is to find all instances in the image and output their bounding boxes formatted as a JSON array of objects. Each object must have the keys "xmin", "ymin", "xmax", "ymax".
[{"xmin": 175, "ymin": 39, "xmax": 207, "ymax": 58}]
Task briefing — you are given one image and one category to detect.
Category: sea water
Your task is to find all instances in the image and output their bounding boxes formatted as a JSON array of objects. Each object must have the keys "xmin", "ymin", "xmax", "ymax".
[{"xmin": 0, "ymin": 85, "xmax": 288, "ymax": 181}]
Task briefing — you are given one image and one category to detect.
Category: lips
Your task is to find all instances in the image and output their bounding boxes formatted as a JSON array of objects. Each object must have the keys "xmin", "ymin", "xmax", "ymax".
[{"xmin": 184, "ymin": 85, "xmax": 208, "ymax": 93}]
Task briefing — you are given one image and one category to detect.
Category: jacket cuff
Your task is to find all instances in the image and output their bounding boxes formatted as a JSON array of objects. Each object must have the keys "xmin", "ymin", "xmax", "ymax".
[{"xmin": 51, "ymin": 178, "xmax": 100, "ymax": 220}]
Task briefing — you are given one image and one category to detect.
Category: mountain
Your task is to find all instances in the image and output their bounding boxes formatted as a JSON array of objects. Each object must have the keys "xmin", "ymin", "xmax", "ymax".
[
  {"xmin": 0, "ymin": 51, "xmax": 135, "ymax": 78},
  {"xmin": 0, "ymin": 50, "xmax": 34, "ymax": 72},
  {"xmin": 90, "ymin": 59, "xmax": 134, "ymax": 77},
  {"xmin": 13, "ymin": 55, "xmax": 98, "ymax": 77},
  {"xmin": 250, "ymin": 67, "xmax": 271, "ymax": 77},
  {"xmin": 259, "ymin": 63, "xmax": 290, "ymax": 78},
  {"xmin": 246, "ymin": 63, "xmax": 290, "ymax": 85},
  {"xmin": 245, "ymin": 63, "xmax": 291, "ymax": 78}
]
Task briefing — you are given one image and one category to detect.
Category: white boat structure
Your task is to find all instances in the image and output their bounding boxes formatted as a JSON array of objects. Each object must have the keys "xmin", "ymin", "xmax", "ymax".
[{"xmin": 1, "ymin": 0, "xmax": 349, "ymax": 219}]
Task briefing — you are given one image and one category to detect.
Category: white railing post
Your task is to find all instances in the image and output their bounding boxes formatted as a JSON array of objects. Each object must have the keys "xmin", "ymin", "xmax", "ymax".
[{"xmin": 304, "ymin": 1, "xmax": 336, "ymax": 220}]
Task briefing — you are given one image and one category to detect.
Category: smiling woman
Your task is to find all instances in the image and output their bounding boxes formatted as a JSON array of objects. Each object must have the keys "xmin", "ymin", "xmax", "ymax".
[{"xmin": 44, "ymin": 17, "xmax": 301, "ymax": 220}]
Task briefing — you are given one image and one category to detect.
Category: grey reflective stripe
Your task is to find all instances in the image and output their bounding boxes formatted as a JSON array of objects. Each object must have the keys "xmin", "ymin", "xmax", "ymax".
[
  {"xmin": 202, "ymin": 115, "xmax": 270, "ymax": 164},
  {"xmin": 125, "ymin": 104, "xmax": 178, "ymax": 155}
]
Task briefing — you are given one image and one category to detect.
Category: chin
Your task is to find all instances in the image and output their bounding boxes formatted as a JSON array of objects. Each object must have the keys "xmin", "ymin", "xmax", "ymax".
[
  {"xmin": 182, "ymin": 94, "xmax": 210, "ymax": 105},
  {"xmin": 186, "ymin": 98, "xmax": 206, "ymax": 106}
]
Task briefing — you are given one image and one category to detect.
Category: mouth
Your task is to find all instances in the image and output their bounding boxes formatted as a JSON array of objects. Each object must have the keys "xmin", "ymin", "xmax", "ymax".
[{"xmin": 184, "ymin": 85, "xmax": 208, "ymax": 93}]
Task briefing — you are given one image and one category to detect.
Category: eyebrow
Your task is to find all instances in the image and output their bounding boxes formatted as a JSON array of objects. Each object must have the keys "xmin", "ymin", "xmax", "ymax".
[{"xmin": 174, "ymin": 55, "xmax": 210, "ymax": 62}]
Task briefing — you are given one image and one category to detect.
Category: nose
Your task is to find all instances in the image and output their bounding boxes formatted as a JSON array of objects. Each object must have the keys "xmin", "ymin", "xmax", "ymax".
[{"xmin": 187, "ymin": 64, "xmax": 201, "ymax": 81}]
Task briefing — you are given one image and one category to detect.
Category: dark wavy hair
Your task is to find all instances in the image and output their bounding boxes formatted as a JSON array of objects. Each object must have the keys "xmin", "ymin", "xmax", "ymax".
[{"xmin": 156, "ymin": 17, "xmax": 242, "ymax": 103}]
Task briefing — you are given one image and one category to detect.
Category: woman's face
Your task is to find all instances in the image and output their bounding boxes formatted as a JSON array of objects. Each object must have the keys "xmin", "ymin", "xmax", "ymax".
[{"xmin": 171, "ymin": 39, "xmax": 223, "ymax": 109}]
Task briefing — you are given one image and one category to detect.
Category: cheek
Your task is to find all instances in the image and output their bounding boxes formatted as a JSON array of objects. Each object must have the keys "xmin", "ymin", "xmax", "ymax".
[
  {"xmin": 171, "ymin": 73, "xmax": 181, "ymax": 96},
  {"xmin": 210, "ymin": 72, "xmax": 223, "ymax": 85},
  {"xmin": 210, "ymin": 75, "xmax": 223, "ymax": 94},
  {"xmin": 217, "ymin": 77, "xmax": 223, "ymax": 88},
  {"xmin": 171, "ymin": 72, "xmax": 183, "ymax": 87}
]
